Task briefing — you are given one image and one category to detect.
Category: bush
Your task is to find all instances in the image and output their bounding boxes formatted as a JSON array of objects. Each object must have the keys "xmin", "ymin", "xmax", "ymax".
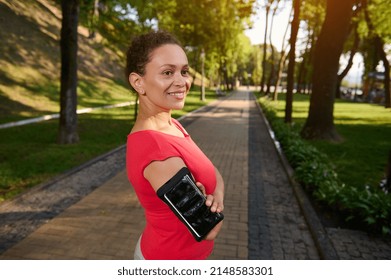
[{"xmin": 259, "ymin": 98, "xmax": 391, "ymax": 235}]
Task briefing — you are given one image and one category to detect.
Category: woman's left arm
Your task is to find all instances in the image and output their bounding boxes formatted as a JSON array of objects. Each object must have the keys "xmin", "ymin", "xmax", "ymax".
[
  {"xmin": 202, "ymin": 167, "xmax": 224, "ymax": 241},
  {"xmin": 205, "ymin": 167, "xmax": 225, "ymax": 213}
]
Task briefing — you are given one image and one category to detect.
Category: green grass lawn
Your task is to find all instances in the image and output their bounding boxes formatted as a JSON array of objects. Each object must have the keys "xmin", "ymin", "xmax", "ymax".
[
  {"xmin": 0, "ymin": 88, "xmax": 217, "ymax": 202},
  {"xmin": 0, "ymin": 77, "xmax": 133, "ymax": 124},
  {"xmin": 263, "ymin": 94, "xmax": 391, "ymax": 189}
]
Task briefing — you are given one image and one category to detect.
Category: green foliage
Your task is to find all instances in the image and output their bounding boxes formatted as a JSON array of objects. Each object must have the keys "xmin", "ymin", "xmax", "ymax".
[
  {"xmin": 76, "ymin": 0, "xmax": 256, "ymax": 88},
  {"xmin": 259, "ymin": 97, "xmax": 391, "ymax": 234},
  {"xmin": 368, "ymin": 0, "xmax": 391, "ymax": 41},
  {"xmin": 267, "ymin": 94, "xmax": 390, "ymax": 187},
  {"xmin": 300, "ymin": 0, "xmax": 326, "ymax": 35},
  {"xmin": 170, "ymin": 0, "xmax": 255, "ymax": 87}
]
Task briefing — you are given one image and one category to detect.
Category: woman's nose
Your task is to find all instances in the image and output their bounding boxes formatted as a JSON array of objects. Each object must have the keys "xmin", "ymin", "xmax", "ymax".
[{"xmin": 173, "ymin": 72, "xmax": 187, "ymax": 86}]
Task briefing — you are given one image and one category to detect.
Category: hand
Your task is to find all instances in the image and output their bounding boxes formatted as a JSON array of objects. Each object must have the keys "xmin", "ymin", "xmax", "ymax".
[
  {"xmin": 195, "ymin": 182, "xmax": 224, "ymax": 213},
  {"xmin": 195, "ymin": 182, "xmax": 224, "ymax": 241}
]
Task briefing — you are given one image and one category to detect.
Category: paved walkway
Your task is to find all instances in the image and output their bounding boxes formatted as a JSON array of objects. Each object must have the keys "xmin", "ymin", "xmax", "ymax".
[{"xmin": 1, "ymin": 90, "xmax": 390, "ymax": 259}]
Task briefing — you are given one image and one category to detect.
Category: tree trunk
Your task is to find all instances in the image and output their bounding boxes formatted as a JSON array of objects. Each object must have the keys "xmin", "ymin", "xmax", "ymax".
[
  {"xmin": 266, "ymin": 1, "xmax": 281, "ymax": 96},
  {"xmin": 284, "ymin": 0, "xmax": 300, "ymax": 123},
  {"xmin": 385, "ymin": 150, "xmax": 391, "ymax": 191},
  {"xmin": 336, "ymin": 27, "xmax": 360, "ymax": 99},
  {"xmin": 88, "ymin": 0, "xmax": 99, "ymax": 39},
  {"xmin": 301, "ymin": 0, "xmax": 355, "ymax": 141},
  {"xmin": 273, "ymin": 50, "xmax": 287, "ymax": 101},
  {"xmin": 260, "ymin": 5, "xmax": 270, "ymax": 94},
  {"xmin": 58, "ymin": 0, "xmax": 80, "ymax": 144},
  {"xmin": 362, "ymin": 0, "xmax": 390, "ymax": 108},
  {"xmin": 273, "ymin": 7, "xmax": 292, "ymax": 101},
  {"xmin": 376, "ymin": 37, "xmax": 391, "ymax": 108},
  {"xmin": 296, "ymin": 30, "xmax": 311, "ymax": 95},
  {"xmin": 200, "ymin": 48, "xmax": 206, "ymax": 101},
  {"xmin": 336, "ymin": 4, "xmax": 362, "ymax": 99}
]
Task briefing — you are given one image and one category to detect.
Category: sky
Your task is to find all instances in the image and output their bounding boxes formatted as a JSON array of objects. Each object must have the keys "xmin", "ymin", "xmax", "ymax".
[
  {"xmin": 244, "ymin": 6, "xmax": 291, "ymax": 51},
  {"xmin": 244, "ymin": 6, "xmax": 364, "ymax": 85}
]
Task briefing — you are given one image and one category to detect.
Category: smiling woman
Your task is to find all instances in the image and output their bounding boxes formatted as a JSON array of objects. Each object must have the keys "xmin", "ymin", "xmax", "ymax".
[{"xmin": 124, "ymin": 30, "xmax": 225, "ymax": 260}]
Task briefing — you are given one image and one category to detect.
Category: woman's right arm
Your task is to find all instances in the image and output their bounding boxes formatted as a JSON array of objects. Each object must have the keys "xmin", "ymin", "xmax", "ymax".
[
  {"xmin": 144, "ymin": 157, "xmax": 224, "ymax": 241},
  {"xmin": 143, "ymin": 157, "xmax": 186, "ymax": 192}
]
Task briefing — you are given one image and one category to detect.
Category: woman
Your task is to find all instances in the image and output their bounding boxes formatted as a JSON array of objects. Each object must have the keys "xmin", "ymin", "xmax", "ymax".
[{"xmin": 125, "ymin": 30, "xmax": 224, "ymax": 260}]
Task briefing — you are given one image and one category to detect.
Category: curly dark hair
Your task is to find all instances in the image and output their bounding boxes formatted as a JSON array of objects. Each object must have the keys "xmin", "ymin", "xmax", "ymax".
[{"xmin": 125, "ymin": 30, "xmax": 183, "ymax": 91}]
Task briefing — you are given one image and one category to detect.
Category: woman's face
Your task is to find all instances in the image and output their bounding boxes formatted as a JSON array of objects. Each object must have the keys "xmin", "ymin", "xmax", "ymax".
[{"xmin": 140, "ymin": 44, "xmax": 191, "ymax": 111}]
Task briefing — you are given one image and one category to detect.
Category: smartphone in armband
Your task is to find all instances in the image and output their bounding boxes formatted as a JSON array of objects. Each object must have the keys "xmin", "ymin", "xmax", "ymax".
[{"xmin": 157, "ymin": 167, "xmax": 224, "ymax": 242}]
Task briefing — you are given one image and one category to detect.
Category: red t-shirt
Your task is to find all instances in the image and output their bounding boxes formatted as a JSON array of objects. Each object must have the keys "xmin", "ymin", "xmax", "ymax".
[{"xmin": 126, "ymin": 118, "xmax": 217, "ymax": 259}]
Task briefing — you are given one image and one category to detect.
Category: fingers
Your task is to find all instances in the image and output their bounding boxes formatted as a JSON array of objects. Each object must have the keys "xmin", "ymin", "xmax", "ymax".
[
  {"xmin": 196, "ymin": 182, "xmax": 224, "ymax": 213},
  {"xmin": 206, "ymin": 194, "xmax": 224, "ymax": 213}
]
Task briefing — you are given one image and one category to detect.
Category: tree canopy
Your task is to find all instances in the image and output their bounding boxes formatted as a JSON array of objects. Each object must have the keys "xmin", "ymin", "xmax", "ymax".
[{"xmin": 76, "ymin": 0, "xmax": 255, "ymax": 88}]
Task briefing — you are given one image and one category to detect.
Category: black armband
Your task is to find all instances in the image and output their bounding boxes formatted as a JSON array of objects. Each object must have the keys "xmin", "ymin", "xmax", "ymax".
[{"xmin": 157, "ymin": 167, "xmax": 224, "ymax": 242}]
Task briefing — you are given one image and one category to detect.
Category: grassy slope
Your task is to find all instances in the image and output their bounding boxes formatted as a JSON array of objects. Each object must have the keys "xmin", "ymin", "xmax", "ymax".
[
  {"xmin": 0, "ymin": 0, "xmax": 133, "ymax": 200},
  {"xmin": 0, "ymin": 0, "xmax": 130, "ymax": 124},
  {"xmin": 0, "ymin": 0, "xmax": 216, "ymax": 201}
]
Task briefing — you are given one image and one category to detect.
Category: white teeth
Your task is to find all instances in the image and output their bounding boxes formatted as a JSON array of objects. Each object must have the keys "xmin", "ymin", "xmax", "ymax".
[{"xmin": 169, "ymin": 92, "xmax": 183, "ymax": 96}]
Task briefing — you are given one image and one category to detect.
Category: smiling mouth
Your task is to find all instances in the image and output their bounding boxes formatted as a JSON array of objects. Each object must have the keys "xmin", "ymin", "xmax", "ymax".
[{"xmin": 168, "ymin": 92, "xmax": 185, "ymax": 97}]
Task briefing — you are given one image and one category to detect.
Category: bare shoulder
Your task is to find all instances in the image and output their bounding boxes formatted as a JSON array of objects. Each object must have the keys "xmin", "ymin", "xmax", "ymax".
[{"xmin": 130, "ymin": 121, "xmax": 148, "ymax": 134}]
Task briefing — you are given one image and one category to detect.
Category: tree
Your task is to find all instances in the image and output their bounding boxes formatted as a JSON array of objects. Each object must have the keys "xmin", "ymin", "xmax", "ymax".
[
  {"xmin": 301, "ymin": 0, "xmax": 356, "ymax": 141},
  {"xmin": 376, "ymin": 36, "xmax": 391, "ymax": 108},
  {"xmin": 167, "ymin": 0, "xmax": 254, "ymax": 90},
  {"xmin": 79, "ymin": 0, "xmax": 100, "ymax": 39},
  {"xmin": 260, "ymin": 0, "xmax": 272, "ymax": 93},
  {"xmin": 284, "ymin": 0, "xmax": 301, "ymax": 123},
  {"xmin": 297, "ymin": 0, "xmax": 326, "ymax": 95},
  {"xmin": 58, "ymin": 0, "xmax": 80, "ymax": 144},
  {"xmin": 336, "ymin": 24, "xmax": 360, "ymax": 98},
  {"xmin": 251, "ymin": 45, "xmax": 263, "ymax": 89},
  {"xmin": 296, "ymin": 29, "xmax": 312, "ymax": 95},
  {"xmin": 76, "ymin": 0, "xmax": 255, "ymax": 92},
  {"xmin": 265, "ymin": 0, "xmax": 282, "ymax": 96},
  {"xmin": 363, "ymin": 0, "xmax": 391, "ymax": 108},
  {"xmin": 273, "ymin": 6, "xmax": 292, "ymax": 101},
  {"xmin": 332, "ymin": 0, "xmax": 362, "ymax": 99}
]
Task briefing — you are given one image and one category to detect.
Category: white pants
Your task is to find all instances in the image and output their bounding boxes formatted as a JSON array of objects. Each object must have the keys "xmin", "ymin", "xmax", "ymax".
[{"xmin": 133, "ymin": 236, "xmax": 145, "ymax": 260}]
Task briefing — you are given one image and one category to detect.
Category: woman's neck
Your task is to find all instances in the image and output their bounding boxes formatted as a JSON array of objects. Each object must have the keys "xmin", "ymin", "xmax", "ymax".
[
  {"xmin": 138, "ymin": 112, "xmax": 172, "ymax": 127},
  {"xmin": 132, "ymin": 108, "xmax": 184, "ymax": 137},
  {"xmin": 132, "ymin": 104, "xmax": 173, "ymax": 132}
]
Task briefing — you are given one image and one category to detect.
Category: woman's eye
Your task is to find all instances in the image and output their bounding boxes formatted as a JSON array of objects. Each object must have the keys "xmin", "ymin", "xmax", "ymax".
[
  {"xmin": 163, "ymin": 71, "xmax": 173, "ymax": 76},
  {"xmin": 181, "ymin": 70, "xmax": 189, "ymax": 76}
]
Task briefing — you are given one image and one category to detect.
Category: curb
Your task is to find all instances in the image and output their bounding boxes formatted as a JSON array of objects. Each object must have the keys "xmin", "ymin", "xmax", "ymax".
[{"xmin": 252, "ymin": 93, "xmax": 339, "ymax": 260}]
